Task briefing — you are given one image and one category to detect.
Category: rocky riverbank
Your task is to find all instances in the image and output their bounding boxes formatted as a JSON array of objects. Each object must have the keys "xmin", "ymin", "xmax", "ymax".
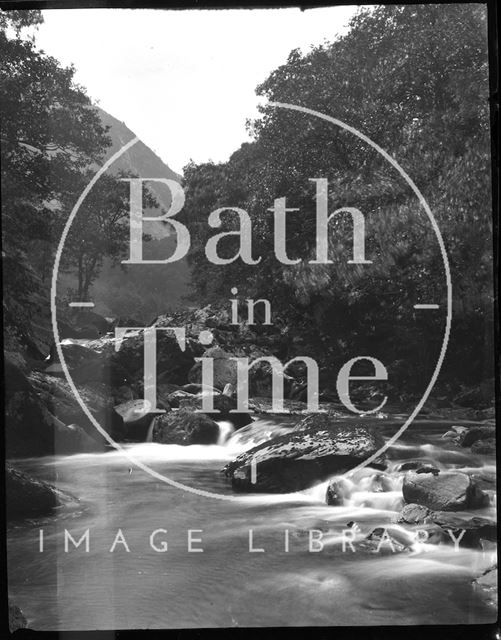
[
  {"xmin": 5, "ymin": 303, "xmax": 496, "ymax": 457},
  {"xmin": 5, "ymin": 304, "xmax": 497, "ymax": 623}
]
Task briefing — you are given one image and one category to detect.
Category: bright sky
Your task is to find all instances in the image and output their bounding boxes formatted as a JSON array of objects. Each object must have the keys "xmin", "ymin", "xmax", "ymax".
[{"xmin": 35, "ymin": 7, "xmax": 358, "ymax": 174}]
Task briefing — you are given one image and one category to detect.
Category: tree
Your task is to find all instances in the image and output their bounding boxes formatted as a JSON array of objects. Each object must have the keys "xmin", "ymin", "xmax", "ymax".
[
  {"xmin": 59, "ymin": 172, "xmax": 157, "ymax": 301},
  {"xmin": 1, "ymin": 10, "xmax": 158, "ymax": 352},
  {"xmin": 1, "ymin": 11, "xmax": 110, "ymax": 346},
  {"xmin": 182, "ymin": 4, "xmax": 492, "ymax": 392}
]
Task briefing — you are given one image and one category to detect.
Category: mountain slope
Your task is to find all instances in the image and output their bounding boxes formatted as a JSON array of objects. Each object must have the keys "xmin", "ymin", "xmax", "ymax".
[
  {"xmin": 98, "ymin": 107, "xmax": 182, "ymax": 213},
  {"xmin": 60, "ymin": 107, "xmax": 191, "ymax": 322}
]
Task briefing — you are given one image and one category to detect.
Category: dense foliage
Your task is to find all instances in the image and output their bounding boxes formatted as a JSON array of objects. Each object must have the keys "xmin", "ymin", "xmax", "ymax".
[
  {"xmin": 1, "ymin": 11, "xmax": 157, "ymax": 352},
  {"xmin": 181, "ymin": 4, "xmax": 494, "ymax": 394}
]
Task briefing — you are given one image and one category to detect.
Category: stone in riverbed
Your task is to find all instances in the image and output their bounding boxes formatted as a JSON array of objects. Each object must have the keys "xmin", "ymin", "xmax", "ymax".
[
  {"xmin": 402, "ymin": 471, "xmax": 488, "ymax": 511},
  {"xmin": 429, "ymin": 511, "xmax": 497, "ymax": 548},
  {"xmin": 113, "ymin": 399, "xmax": 169, "ymax": 441},
  {"xmin": 151, "ymin": 409, "xmax": 220, "ymax": 445},
  {"xmin": 167, "ymin": 389, "xmax": 198, "ymax": 408},
  {"xmin": 394, "ymin": 504, "xmax": 497, "ymax": 548},
  {"xmin": 6, "ymin": 466, "xmax": 77, "ymax": 520},
  {"xmin": 473, "ymin": 565, "xmax": 498, "ymax": 609},
  {"xmin": 223, "ymin": 419, "xmax": 385, "ymax": 493},
  {"xmin": 396, "ymin": 503, "xmax": 432, "ymax": 524},
  {"xmin": 396, "ymin": 460, "xmax": 439, "ymax": 472}
]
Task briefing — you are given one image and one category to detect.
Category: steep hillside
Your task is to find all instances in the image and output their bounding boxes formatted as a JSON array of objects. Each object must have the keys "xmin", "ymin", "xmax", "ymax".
[
  {"xmin": 61, "ymin": 107, "xmax": 191, "ymax": 322},
  {"xmin": 97, "ymin": 107, "xmax": 182, "ymax": 213}
]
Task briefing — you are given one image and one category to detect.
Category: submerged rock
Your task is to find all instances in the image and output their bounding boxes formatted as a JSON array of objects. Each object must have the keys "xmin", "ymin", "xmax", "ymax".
[
  {"xmin": 402, "ymin": 471, "xmax": 488, "ymax": 511},
  {"xmin": 111, "ymin": 328, "xmax": 198, "ymax": 388},
  {"xmin": 223, "ymin": 420, "xmax": 385, "ymax": 493},
  {"xmin": 6, "ymin": 466, "xmax": 77, "ymax": 520},
  {"xmin": 151, "ymin": 409, "xmax": 220, "ymax": 445}
]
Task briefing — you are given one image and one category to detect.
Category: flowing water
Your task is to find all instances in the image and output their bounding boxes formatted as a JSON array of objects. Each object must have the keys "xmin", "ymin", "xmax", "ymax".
[{"xmin": 7, "ymin": 416, "xmax": 497, "ymax": 629}]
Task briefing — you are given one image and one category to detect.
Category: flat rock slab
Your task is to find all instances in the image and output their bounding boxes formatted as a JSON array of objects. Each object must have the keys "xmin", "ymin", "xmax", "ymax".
[{"xmin": 223, "ymin": 420, "xmax": 384, "ymax": 493}]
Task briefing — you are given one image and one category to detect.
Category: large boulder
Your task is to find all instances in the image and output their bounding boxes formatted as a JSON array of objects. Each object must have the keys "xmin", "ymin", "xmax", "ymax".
[
  {"xmin": 187, "ymin": 346, "xmax": 238, "ymax": 390},
  {"xmin": 223, "ymin": 418, "xmax": 385, "ymax": 493},
  {"xmin": 186, "ymin": 343, "xmax": 299, "ymax": 399},
  {"xmin": 402, "ymin": 471, "xmax": 488, "ymax": 511},
  {"xmin": 113, "ymin": 399, "xmax": 168, "ymax": 441},
  {"xmin": 151, "ymin": 409, "xmax": 220, "ymax": 445},
  {"xmin": 6, "ymin": 466, "xmax": 77, "ymax": 519},
  {"xmin": 112, "ymin": 329, "xmax": 198, "ymax": 388}
]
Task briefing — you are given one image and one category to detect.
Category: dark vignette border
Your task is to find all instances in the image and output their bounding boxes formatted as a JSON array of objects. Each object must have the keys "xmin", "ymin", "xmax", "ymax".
[{"xmin": 0, "ymin": 1, "xmax": 498, "ymax": 640}]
